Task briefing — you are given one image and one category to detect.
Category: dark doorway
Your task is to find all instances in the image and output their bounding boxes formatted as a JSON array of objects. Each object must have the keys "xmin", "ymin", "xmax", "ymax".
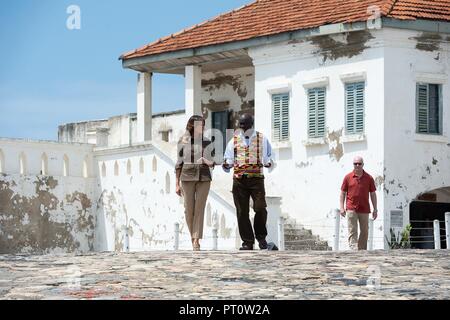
[
  {"xmin": 211, "ymin": 110, "xmax": 229, "ymax": 160},
  {"xmin": 409, "ymin": 201, "xmax": 449, "ymax": 249}
]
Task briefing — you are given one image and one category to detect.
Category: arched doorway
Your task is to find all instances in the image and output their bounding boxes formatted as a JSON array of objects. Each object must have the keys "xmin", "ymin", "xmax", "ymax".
[{"xmin": 409, "ymin": 187, "xmax": 450, "ymax": 249}]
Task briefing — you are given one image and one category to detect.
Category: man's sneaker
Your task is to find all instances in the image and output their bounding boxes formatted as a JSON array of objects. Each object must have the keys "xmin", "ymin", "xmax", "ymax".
[
  {"xmin": 239, "ymin": 243, "xmax": 254, "ymax": 250},
  {"xmin": 258, "ymin": 239, "xmax": 268, "ymax": 250}
]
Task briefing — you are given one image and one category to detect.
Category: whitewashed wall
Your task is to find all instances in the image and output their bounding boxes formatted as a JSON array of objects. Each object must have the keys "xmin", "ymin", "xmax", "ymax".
[
  {"xmin": 0, "ymin": 138, "xmax": 94, "ymax": 177},
  {"xmin": 151, "ymin": 111, "xmax": 186, "ymax": 144},
  {"xmin": 94, "ymin": 143, "xmax": 240, "ymax": 252},
  {"xmin": 249, "ymin": 29, "xmax": 386, "ymax": 250},
  {"xmin": 384, "ymin": 28, "xmax": 450, "ymax": 230},
  {"xmin": 0, "ymin": 139, "xmax": 96, "ymax": 254}
]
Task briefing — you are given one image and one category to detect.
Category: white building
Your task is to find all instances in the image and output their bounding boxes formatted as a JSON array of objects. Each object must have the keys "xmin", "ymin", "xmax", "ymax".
[{"xmin": 1, "ymin": 0, "xmax": 449, "ymax": 253}]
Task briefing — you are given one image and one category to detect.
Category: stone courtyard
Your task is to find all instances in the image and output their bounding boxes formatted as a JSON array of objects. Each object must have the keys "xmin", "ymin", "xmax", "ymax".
[{"xmin": 0, "ymin": 249, "xmax": 449, "ymax": 300}]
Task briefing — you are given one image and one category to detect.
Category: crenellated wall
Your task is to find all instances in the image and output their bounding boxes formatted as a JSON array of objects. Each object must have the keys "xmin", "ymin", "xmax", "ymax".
[
  {"xmin": 0, "ymin": 139, "xmax": 96, "ymax": 254},
  {"xmin": 93, "ymin": 142, "xmax": 241, "ymax": 252}
]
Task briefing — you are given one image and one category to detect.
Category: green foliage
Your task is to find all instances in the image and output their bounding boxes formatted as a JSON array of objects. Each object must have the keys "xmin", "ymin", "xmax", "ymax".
[{"xmin": 385, "ymin": 224, "xmax": 412, "ymax": 249}]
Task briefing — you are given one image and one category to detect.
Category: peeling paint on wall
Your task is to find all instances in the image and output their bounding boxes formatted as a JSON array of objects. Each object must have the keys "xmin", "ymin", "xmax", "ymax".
[
  {"xmin": 412, "ymin": 33, "xmax": 442, "ymax": 52},
  {"xmin": 0, "ymin": 174, "xmax": 95, "ymax": 254},
  {"xmin": 310, "ymin": 30, "xmax": 375, "ymax": 63},
  {"xmin": 202, "ymin": 70, "xmax": 254, "ymax": 129},
  {"xmin": 374, "ymin": 176, "xmax": 385, "ymax": 189},
  {"xmin": 202, "ymin": 74, "xmax": 248, "ymax": 99},
  {"xmin": 328, "ymin": 129, "xmax": 344, "ymax": 162},
  {"xmin": 295, "ymin": 161, "xmax": 311, "ymax": 169}
]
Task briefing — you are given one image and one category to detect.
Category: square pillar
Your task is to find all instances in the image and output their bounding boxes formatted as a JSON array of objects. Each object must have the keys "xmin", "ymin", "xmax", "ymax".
[
  {"xmin": 137, "ymin": 72, "xmax": 152, "ymax": 142},
  {"xmin": 185, "ymin": 65, "xmax": 202, "ymax": 118}
]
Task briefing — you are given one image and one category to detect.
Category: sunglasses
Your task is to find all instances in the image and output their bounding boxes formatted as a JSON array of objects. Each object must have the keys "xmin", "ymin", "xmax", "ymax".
[{"xmin": 353, "ymin": 163, "xmax": 363, "ymax": 166}]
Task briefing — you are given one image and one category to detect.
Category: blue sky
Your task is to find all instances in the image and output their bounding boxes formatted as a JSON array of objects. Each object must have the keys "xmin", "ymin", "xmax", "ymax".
[{"xmin": 0, "ymin": 0, "xmax": 250, "ymax": 140}]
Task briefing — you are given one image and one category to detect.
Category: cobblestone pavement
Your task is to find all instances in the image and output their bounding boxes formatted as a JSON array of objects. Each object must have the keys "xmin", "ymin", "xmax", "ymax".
[{"xmin": 0, "ymin": 250, "xmax": 449, "ymax": 300}]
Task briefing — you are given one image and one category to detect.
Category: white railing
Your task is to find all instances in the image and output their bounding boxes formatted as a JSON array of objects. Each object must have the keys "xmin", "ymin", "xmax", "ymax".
[
  {"xmin": 333, "ymin": 208, "xmax": 377, "ymax": 251},
  {"xmin": 446, "ymin": 212, "xmax": 450, "ymax": 249}
]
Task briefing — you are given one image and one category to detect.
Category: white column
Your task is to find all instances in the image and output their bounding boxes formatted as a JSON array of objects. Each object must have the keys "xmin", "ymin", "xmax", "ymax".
[
  {"xmin": 368, "ymin": 218, "xmax": 374, "ymax": 251},
  {"xmin": 185, "ymin": 65, "xmax": 202, "ymax": 118},
  {"xmin": 212, "ymin": 228, "xmax": 218, "ymax": 250},
  {"xmin": 266, "ymin": 196, "xmax": 282, "ymax": 247},
  {"xmin": 333, "ymin": 209, "xmax": 340, "ymax": 251},
  {"xmin": 445, "ymin": 212, "xmax": 450, "ymax": 250},
  {"xmin": 137, "ymin": 72, "xmax": 152, "ymax": 142},
  {"xmin": 174, "ymin": 222, "xmax": 180, "ymax": 251},
  {"xmin": 434, "ymin": 219, "xmax": 441, "ymax": 250},
  {"xmin": 278, "ymin": 216, "xmax": 285, "ymax": 251}
]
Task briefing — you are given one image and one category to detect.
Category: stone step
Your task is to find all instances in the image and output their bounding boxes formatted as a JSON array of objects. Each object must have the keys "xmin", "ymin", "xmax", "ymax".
[
  {"xmin": 283, "ymin": 222, "xmax": 331, "ymax": 251},
  {"xmin": 285, "ymin": 239, "xmax": 328, "ymax": 246},
  {"xmin": 284, "ymin": 232, "xmax": 314, "ymax": 238},
  {"xmin": 284, "ymin": 228, "xmax": 313, "ymax": 236},
  {"xmin": 284, "ymin": 234, "xmax": 320, "ymax": 241},
  {"xmin": 284, "ymin": 245, "xmax": 331, "ymax": 251}
]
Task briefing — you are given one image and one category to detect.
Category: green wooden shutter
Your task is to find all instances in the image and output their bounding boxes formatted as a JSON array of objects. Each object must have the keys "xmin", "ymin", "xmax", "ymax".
[
  {"xmin": 416, "ymin": 83, "xmax": 429, "ymax": 133},
  {"xmin": 308, "ymin": 88, "xmax": 326, "ymax": 138},
  {"xmin": 272, "ymin": 95, "xmax": 281, "ymax": 141},
  {"xmin": 272, "ymin": 93, "xmax": 289, "ymax": 141},
  {"xmin": 345, "ymin": 82, "xmax": 364, "ymax": 134},
  {"xmin": 355, "ymin": 83, "xmax": 364, "ymax": 133},
  {"xmin": 281, "ymin": 94, "xmax": 289, "ymax": 141}
]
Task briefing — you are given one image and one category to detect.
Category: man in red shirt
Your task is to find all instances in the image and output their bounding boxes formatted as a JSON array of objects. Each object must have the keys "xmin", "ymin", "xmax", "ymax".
[{"xmin": 340, "ymin": 156, "xmax": 378, "ymax": 250}]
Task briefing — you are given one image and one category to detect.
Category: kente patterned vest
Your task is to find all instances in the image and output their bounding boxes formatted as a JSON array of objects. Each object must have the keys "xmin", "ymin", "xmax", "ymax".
[{"xmin": 233, "ymin": 131, "xmax": 264, "ymax": 178}]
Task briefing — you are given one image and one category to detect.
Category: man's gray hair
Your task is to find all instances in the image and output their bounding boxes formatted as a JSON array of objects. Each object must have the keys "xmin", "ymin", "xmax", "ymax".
[{"xmin": 353, "ymin": 156, "xmax": 364, "ymax": 163}]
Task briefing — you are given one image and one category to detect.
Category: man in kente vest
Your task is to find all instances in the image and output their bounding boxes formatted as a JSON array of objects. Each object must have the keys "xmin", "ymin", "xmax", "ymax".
[{"xmin": 223, "ymin": 113, "xmax": 274, "ymax": 250}]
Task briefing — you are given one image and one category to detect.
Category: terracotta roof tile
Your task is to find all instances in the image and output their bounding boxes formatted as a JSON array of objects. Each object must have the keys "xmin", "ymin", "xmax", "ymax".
[{"xmin": 121, "ymin": 0, "xmax": 450, "ymax": 60}]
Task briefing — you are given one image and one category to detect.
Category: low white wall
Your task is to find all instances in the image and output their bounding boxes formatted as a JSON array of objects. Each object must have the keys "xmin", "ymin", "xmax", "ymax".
[
  {"xmin": 0, "ymin": 138, "xmax": 94, "ymax": 177},
  {"xmin": 94, "ymin": 142, "xmax": 241, "ymax": 252},
  {"xmin": 0, "ymin": 139, "xmax": 96, "ymax": 254}
]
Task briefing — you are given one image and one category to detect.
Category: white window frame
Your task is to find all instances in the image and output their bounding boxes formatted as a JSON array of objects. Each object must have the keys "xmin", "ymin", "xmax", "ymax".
[
  {"xmin": 344, "ymin": 81, "xmax": 365, "ymax": 135},
  {"xmin": 340, "ymin": 72, "xmax": 366, "ymax": 142},
  {"xmin": 414, "ymin": 73, "xmax": 447, "ymax": 143},
  {"xmin": 267, "ymin": 84, "xmax": 292, "ymax": 148},
  {"xmin": 271, "ymin": 92, "xmax": 290, "ymax": 143},
  {"xmin": 307, "ymin": 87, "xmax": 327, "ymax": 139}
]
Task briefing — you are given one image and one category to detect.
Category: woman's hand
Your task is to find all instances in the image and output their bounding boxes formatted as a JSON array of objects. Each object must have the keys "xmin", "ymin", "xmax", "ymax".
[
  {"xmin": 197, "ymin": 157, "xmax": 214, "ymax": 167},
  {"xmin": 176, "ymin": 184, "xmax": 182, "ymax": 197}
]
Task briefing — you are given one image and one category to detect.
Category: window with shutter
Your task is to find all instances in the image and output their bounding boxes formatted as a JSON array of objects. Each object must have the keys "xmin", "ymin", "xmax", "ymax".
[
  {"xmin": 345, "ymin": 82, "xmax": 365, "ymax": 135},
  {"xmin": 416, "ymin": 83, "xmax": 442, "ymax": 135},
  {"xmin": 272, "ymin": 93, "xmax": 289, "ymax": 141},
  {"xmin": 307, "ymin": 88, "xmax": 326, "ymax": 138}
]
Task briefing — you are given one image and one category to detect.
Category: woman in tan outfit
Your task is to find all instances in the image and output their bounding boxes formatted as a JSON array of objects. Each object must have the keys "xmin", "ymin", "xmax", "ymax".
[{"xmin": 175, "ymin": 115, "xmax": 215, "ymax": 251}]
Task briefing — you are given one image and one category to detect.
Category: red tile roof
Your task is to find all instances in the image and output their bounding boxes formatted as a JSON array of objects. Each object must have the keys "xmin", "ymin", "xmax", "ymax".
[{"xmin": 121, "ymin": 0, "xmax": 450, "ymax": 60}]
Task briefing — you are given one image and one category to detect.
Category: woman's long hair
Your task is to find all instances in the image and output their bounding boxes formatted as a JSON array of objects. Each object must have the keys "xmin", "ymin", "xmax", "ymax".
[{"xmin": 184, "ymin": 115, "xmax": 205, "ymax": 141}]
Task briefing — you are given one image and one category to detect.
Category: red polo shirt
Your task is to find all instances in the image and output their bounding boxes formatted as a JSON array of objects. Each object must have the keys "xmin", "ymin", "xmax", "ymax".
[{"xmin": 341, "ymin": 170, "xmax": 376, "ymax": 213}]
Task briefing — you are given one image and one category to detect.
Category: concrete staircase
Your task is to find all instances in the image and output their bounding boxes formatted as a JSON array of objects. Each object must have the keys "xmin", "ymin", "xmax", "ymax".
[{"xmin": 284, "ymin": 222, "xmax": 331, "ymax": 251}]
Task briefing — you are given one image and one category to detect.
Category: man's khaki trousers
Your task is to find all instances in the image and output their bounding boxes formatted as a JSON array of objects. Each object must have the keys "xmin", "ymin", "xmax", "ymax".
[
  {"xmin": 181, "ymin": 181, "xmax": 210, "ymax": 239},
  {"xmin": 347, "ymin": 211, "xmax": 369, "ymax": 250}
]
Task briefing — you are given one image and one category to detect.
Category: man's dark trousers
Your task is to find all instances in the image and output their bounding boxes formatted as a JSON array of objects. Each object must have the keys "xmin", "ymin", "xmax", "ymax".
[{"xmin": 232, "ymin": 176, "xmax": 268, "ymax": 246}]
